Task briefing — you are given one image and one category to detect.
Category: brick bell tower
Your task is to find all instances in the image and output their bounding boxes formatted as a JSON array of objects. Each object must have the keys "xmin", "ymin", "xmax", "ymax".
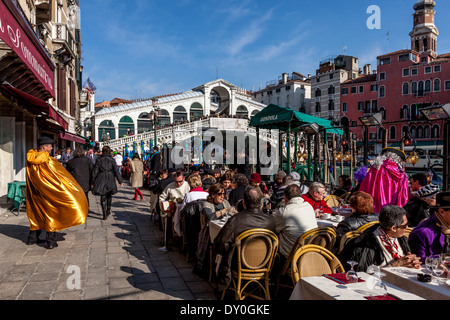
[{"xmin": 409, "ymin": 0, "xmax": 439, "ymax": 57}]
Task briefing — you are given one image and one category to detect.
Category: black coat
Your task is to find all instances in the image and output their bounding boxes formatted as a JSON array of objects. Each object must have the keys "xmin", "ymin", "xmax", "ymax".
[
  {"xmin": 403, "ymin": 196, "xmax": 431, "ymax": 228},
  {"xmin": 338, "ymin": 225, "xmax": 411, "ymax": 272},
  {"xmin": 92, "ymin": 155, "xmax": 123, "ymax": 196},
  {"xmin": 149, "ymin": 152, "xmax": 162, "ymax": 177},
  {"xmin": 66, "ymin": 157, "xmax": 93, "ymax": 193}
]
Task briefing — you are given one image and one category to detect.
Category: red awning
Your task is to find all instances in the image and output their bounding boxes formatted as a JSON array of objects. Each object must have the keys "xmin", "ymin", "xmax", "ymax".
[
  {"xmin": 0, "ymin": 0, "xmax": 55, "ymax": 97},
  {"xmin": 60, "ymin": 132, "xmax": 86, "ymax": 144},
  {"xmin": 1, "ymin": 83, "xmax": 69, "ymax": 130}
]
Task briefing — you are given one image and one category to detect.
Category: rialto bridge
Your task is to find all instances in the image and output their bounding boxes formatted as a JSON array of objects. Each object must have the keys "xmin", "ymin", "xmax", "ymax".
[{"xmin": 93, "ymin": 79, "xmax": 266, "ymax": 145}]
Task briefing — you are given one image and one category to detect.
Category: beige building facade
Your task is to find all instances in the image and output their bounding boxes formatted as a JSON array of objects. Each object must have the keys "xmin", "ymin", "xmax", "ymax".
[{"xmin": 0, "ymin": 0, "xmax": 84, "ymax": 197}]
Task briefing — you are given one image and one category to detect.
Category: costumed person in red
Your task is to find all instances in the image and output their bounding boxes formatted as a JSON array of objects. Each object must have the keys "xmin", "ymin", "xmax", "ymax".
[
  {"xmin": 359, "ymin": 147, "xmax": 409, "ymax": 213},
  {"xmin": 302, "ymin": 182, "xmax": 332, "ymax": 217},
  {"xmin": 26, "ymin": 137, "xmax": 89, "ymax": 249}
]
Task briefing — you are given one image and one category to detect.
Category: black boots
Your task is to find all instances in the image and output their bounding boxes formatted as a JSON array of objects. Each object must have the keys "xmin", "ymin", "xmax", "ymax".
[
  {"xmin": 101, "ymin": 196, "xmax": 112, "ymax": 220},
  {"xmin": 27, "ymin": 230, "xmax": 57, "ymax": 249}
]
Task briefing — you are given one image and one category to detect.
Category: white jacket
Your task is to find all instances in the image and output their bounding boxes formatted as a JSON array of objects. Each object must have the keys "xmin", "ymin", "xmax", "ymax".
[{"xmin": 273, "ymin": 196, "xmax": 318, "ymax": 258}]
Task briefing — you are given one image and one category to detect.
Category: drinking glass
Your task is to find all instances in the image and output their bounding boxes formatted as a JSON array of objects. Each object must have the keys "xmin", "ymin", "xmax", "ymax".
[
  {"xmin": 425, "ymin": 256, "xmax": 436, "ymax": 275},
  {"xmin": 372, "ymin": 271, "xmax": 388, "ymax": 295},
  {"xmin": 346, "ymin": 260, "xmax": 359, "ymax": 284},
  {"xmin": 432, "ymin": 256, "xmax": 445, "ymax": 284}
]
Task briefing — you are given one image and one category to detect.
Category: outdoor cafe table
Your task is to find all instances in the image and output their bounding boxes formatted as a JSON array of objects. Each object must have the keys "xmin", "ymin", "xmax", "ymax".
[
  {"xmin": 381, "ymin": 266, "xmax": 450, "ymax": 300},
  {"xmin": 289, "ymin": 272, "xmax": 424, "ymax": 300},
  {"xmin": 6, "ymin": 181, "xmax": 26, "ymax": 210}
]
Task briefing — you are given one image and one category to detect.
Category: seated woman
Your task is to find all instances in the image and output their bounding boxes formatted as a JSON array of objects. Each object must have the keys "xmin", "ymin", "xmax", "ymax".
[
  {"xmin": 202, "ymin": 183, "xmax": 235, "ymax": 221},
  {"xmin": 333, "ymin": 174, "xmax": 352, "ymax": 198},
  {"xmin": 180, "ymin": 173, "xmax": 209, "ymax": 210},
  {"xmin": 334, "ymin": 191, "xmax": 379, "ymax": 252}
]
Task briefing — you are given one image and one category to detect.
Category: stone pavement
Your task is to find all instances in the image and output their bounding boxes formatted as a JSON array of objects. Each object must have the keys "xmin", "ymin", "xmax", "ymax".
[{"xmin": 0, "ymin": 183, "xmax": 216, "ymax": 300}]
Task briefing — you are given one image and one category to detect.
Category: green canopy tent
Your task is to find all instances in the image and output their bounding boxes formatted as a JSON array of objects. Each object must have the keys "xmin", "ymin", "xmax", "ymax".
[{"xmin": 249, "ymin": 104, "xmax": 343, "ymax": 180}]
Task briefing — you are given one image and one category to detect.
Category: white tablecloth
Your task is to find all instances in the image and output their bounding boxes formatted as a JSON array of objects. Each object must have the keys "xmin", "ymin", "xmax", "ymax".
[
  {"xmin": 382, "ymin": 267, "xmax": 450, "ymax": 300},
  {"xmin": 290, "ymin": 272, "xmax": 424, "ymax": 300},
  {"xmin": 316, "ymin": 218, "xmax": 340, "ymax": 229}
]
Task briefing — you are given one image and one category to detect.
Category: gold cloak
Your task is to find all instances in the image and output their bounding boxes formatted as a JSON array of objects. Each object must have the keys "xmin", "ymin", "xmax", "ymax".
[{"xmin": 26, "ymin": 149, "xmax": 88, "ymax": 232}]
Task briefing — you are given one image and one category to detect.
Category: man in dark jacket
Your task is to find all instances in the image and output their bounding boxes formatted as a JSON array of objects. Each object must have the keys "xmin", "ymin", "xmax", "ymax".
[
  {"xmin": 338, "ymin": 205, "xmax": 421, "ymax": 272},
  {"xmin": 67, "ymin": 147, "xmax": 93, "ymax": 206},
  {"xmin": 403, "ymin": 184, "xmax": 439, "ymax": 228},
  {"xmin": 214, "ymin": 186, "xmax": 276, "ymax": 292},
  {"xmin": 149, "ymin": 146, "xmax": 162, "ymax": 179}
]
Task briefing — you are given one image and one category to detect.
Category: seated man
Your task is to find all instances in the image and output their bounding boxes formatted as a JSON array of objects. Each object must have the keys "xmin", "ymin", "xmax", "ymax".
[
  {"xmin": 408, "ymin": 191, "xmax": 450, "ymax": 261},
  {"xmin": 214, "ymin": 186, "xmax": 276, "ymax": 292},
  {"xmin": 338, "ymin": 205, "xmax": 421, "ymax": 272},
  {"xmin": 403, "ymin": 184, "xmax": 439, "ymax": 228},
  {"xmin": 273, "ymin": 184, "xmax": 317, "ymax": 259},
  {"xmin": 270, "ymin": 175, "xmax": 295, "ymax": 208},
  {"xmin": 301, "ymin": 182, "xmax": 332, "ymax": 217}
]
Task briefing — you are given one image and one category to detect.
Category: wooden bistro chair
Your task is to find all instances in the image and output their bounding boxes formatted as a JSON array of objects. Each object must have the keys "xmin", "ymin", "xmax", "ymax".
[
  {"xmin": 404, "ymin": 227, "xmax": 413, "ymax": 239},
  {"xmin": 356, "ymin": 221, "xmax": 380, "ymax": 232},
  {"xmin": 222, "ymin": 228, "xmax": 279, "ymax": 301},
  {"xmin": 275, "ymin": 227, "xmax": 336, "ymax": 296},
  {"xmin": 340, "ymin": 192, "xmax": 351, "ymax": 203},
  {"xmin": 291, "ymin": 244, "xmax": 345, "ymax": 284},
  {"xmin": 338, "ymin": 230, "xmax": 362, "ymax": 253},
  {"xmin": 324, "ymin": 195, "xmax": 341, "ymax": 208}
]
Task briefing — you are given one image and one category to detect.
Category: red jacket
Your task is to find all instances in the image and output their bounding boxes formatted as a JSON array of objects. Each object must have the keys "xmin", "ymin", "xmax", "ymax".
[{"xmin": 302, "ymin": 193, "xmax": 333, "ymax": 214}]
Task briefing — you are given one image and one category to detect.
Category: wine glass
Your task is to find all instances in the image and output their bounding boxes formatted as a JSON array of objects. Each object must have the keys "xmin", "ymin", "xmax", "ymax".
[
  {"xmin": 432, "ymin": 257, "xmax": 445, "ymax": 284},
  {"xmin": 425, "ymin": 256, "xmax": 436, "ymax": 275},
  {"xmin": 346, "ymin": 260, "xmax": 359, "ymax": 284},
  {"xmin": 372, "ymin": 271, "xmax": 388, "ymax": 295}
]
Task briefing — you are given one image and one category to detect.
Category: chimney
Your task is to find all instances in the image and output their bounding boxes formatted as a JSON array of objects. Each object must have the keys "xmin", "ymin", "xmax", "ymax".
[
  {"xmin": 282, "ymin": 73, "xmax": 288, "ymax": 84},
  {"xmin": 363, "ymin": 64, "xmax": 372, "ymax": 75}
]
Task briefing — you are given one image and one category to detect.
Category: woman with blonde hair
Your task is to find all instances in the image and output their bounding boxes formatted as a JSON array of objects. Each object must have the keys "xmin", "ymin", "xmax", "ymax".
[{"xmin": 180, "ymin": 174, "xmax": 209, "ymax": 209}]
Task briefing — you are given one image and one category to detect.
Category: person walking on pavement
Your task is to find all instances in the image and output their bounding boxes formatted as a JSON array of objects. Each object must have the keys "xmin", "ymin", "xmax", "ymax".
[
  {"xmin": 26, "ymin": 137, "xmax": 89, "ymax": 249},
  {"xmin": 86, "ymin": 148, "xmax": 98, "ymax": 165},
  {"xmin": 92, "ymin": 146, "xmax": 123, "ymax": 220},
  {"xmin": 129, "ymin": 153, "xmax": 144, "ymax": 201},
  {"xmin": 67, "ymin": 147, "xmax": 93, "ymax": 207},
  {"xmin": 59, "ymin": 146, "xmax": 73, "ymax": 168}
]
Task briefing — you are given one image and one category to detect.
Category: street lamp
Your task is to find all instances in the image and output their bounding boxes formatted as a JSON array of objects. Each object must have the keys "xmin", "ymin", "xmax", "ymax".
[
  {"xmin": 149, "ymin": 99, "xmax": 161, "ymax": 149},
  {"xmin": 359, "ymin": 112, "xmax": 383, "ymax": 166},
  {"xmin": 421, "ymin": 103, "xmax": 450, "ymax": 191}
]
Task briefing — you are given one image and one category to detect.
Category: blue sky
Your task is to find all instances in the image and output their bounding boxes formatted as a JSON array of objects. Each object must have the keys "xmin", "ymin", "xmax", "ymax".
[{"xmin": 80, "ymin": 0, "xmax": 450, "ymax": 102}]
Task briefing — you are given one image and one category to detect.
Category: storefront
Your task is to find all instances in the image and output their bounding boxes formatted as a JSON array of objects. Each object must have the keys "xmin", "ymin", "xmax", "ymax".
[{"xmin": 0, "ymin": 0, "xmax": 65, "ymax": 196}]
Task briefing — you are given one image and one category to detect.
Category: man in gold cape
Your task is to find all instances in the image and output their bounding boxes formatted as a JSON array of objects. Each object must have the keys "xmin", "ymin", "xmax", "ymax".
[{"xmin": 26, "ymin": 136, "xmax": 88, "ymax": 249}]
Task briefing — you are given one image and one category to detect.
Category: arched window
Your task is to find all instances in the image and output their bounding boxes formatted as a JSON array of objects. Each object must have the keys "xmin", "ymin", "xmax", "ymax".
[
  {"xmin": 417, "ymin": 125, "xmax": 423, "ymax": 138},
  {"xmin": 431, "ymin": 124, "xmax": 440, "ymax": 138},
  {"xmin": 315, "ymin": 88, "xmax": 321, "ymax": 97},
  {"xmin": 137, "ymin": 112, "xmax": 152, "ymax": 134},
  {"xmin": 173, "ymin": 106, "xmax": 187, "ymax": 123},
  {"xmin": 378, "ymin": 127, "xmax": 384, "ymax": 140},
  {"xmin": 410, "ymin": 126, "xmax": 417, "ymax": 138},
  {"xmin": 411, "ymin": 81, "xmax": 417, "ymax": 94},
  {"xmin": 402, "ymin": 82, "xmax": 409, "ymax": 95},
  {"xmin": 425, "ymin": 80, "xmax": 431, "ymax": 92},
  {"xmin": 328, "ymin": 100, "xmax": 334, "ymax": 111},
  {"xmin": 158, "ymin": 109, "xmax": 171, "ymax": 127},
  {"xmin": 389, "ymin": 126, "xmax": 396, "ymax": 140},
  {"xmin": 401, "ymin": 105, "xmax": 409, "ymax": 119},
  {"xmin": 418, "ymin": 81, "xmax": 424, "ymax": 95},
  {"xmin": 236, "ymin": 105, "xmax": 248, "ymax": 118},
  {"xmin": 99, "ymin": 120, "xmax": 116, "ymax": 140},
  {"xmin": 190, "ymin": 102, "xmax": 203, "ymax": 121},
  {"xmin": 328, "ymin": 85, "xmax": 335, "ymax": 95},
  {"xmin": 411, "ymin": 104, "xmax": 418, "ymax": 120},
  {"xmin": 434, "ymin": 79, "xmax": 441, "ymax": 91},
  {"xmin": 315, "ymin": 102, "xmax": 321, "ymax": 113},
  {"xmin": 424, "ymin": 125, "xmax": 430, "ymax": 138},
  {"xmin": 379, "ymin": 86, "xmax": 385, "ymax": 98},
  {"xmin": 118, "ymin": 116, "xmax": 134, "ymax": 137}
]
